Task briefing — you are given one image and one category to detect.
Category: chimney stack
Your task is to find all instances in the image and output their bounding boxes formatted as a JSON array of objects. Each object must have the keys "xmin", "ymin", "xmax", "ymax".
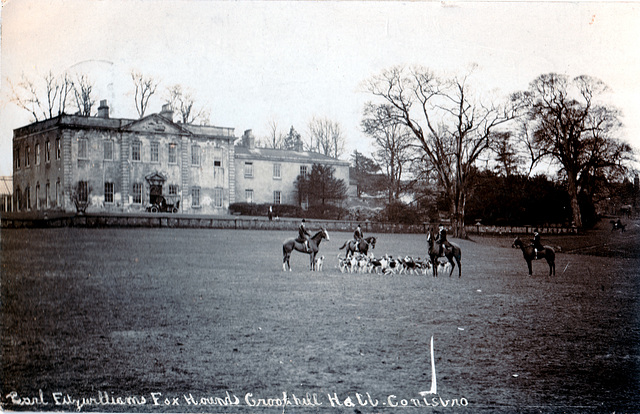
[
  {"xmin": 159, "ymin": 103, "xmax": 174, "ymax": 122},
  {"xmin": 97, "ymin": 100, "xmax": 109, "ymax": 118},
  {"xmin": 242, "ymin": 129, "xmax": 255, "ymax": 148}
]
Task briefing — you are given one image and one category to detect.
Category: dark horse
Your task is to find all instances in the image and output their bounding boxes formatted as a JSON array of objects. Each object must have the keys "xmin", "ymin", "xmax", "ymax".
[
  {"xmin": 282, "ymin": 228, "xmax": 330, "ymax": 271},
  {"xmin": 426, "ymin": 231, "xmax": 462, "ymax": 277},
  {"xmin": 338, "ymin": 236, "xmax": 376, "ymax": 257},
  {"xmin": 512, "ymin": 237, "xmax": 555, "ymax": 276}
]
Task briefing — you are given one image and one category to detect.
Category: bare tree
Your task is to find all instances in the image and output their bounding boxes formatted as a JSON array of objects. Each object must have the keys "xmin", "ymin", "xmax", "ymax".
[
  {"xmin": 72, "ymin": 73, "xmax": 95, "ymax": 116},
  {"xmin": 307, "ymin": 116, "xmax": 345, "ymax": 158},
  {"xmin": 131, "ymin": 70, "xmax": 159, "ymax": 118},
  {"xmin": 524, "ymin": 73, "xmax": 633, "ymax": 228},
  {"xmin": 362, "ymin": 102, "xmax": 414, "ymax": 202},
  {"xmin": 165, "ymin": 84, "xmax": 208, "ymax": 124},
  {"xmin": 263, "ymin": 119, "xmax": 285, "ymax": 149},
  {"xmin": 365, "ymin": 65, "xmax": 523, "ymax": 237},
  {"xmin": 9, "ymin": 71, "xmax": 73, "ymax": 121}
]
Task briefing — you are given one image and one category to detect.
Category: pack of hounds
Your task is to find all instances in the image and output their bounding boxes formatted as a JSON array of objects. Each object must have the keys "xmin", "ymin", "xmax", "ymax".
[
  {"xmin": 309, "ymin": 252, "xmax": 451, "ymax": 275},
  {"xmin": 334, "ymin": 252, "xmax": 452, "ymax": 275}
]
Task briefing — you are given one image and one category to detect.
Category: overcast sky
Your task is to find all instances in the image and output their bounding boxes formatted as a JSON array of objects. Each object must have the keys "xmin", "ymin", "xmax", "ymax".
[{"xmin": 1, "ymin": 0, "xmax": 639, "ymax": 176}]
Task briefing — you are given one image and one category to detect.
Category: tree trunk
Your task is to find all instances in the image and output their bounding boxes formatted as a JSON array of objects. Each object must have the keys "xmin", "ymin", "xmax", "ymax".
[
  {"xmin": 567, "ymin": 174, "xmax": 583, "ymax": 228},
  {"xmin": 451, "ymin": 192, "xmax": 467, "ymax": 238}
]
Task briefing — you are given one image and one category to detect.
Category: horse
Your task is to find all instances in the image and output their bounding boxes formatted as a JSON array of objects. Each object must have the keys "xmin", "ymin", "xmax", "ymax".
[
  {"xmin": 282, "ymin": 228, "xmax": 330, "ymax": 271},
  {"xmin": 338, "ymin": 236, "xmax": 376, "ymax": 257},
  {"xmin": 512, "ymin": 237, "xmax": 555, "ymax": 276},
  {"xmin": 426, "ymin": 232, "xmax": 462, "ymax": 277}
]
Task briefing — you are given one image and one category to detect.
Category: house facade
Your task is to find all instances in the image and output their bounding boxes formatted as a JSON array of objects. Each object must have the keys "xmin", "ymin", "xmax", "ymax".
[
  {"xmin": 12, "ymin": 102, "xmax": 235, "ymax": 215},
  {"xmin": 12, "ymin": 103, "xmax": 350, "ymax": 216},
  {"xmin": 234, "ymin": 130, "xmax": 350, "ymax": 207}
]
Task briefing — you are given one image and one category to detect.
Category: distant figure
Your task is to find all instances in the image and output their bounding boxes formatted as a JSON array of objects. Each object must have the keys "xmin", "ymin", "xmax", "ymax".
[
  {"xmin": 435, "ymin": 224, "xmax": 452, "ymax": 256},
  {"xmin": 532, "ymin": 228, "xmax": 544, "ymax": 259},
  {"xmin": 268, "ymin": 206, "xmax": 273, "ymax": 221}
]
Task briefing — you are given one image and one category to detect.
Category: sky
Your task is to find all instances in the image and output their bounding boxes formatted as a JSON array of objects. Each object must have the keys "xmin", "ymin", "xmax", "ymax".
[{"xmin": 1, "ymin": 0, "xmax": 639, "ymax": 177}]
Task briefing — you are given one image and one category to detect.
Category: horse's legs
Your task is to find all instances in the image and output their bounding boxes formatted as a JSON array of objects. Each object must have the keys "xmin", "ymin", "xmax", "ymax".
[
  {"xmin": 527, "ymin": 260, "xmax": 533, "ymax": 275},
  {"xmin": 310, "ymin": 252, "xmax": 315, "ymax": 271}
]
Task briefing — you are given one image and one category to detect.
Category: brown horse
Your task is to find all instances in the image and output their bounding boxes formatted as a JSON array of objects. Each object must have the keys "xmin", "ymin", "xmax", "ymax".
[
  {"xmin": 426, "ymin": 231, "xmax": 462, "ymax": 277},
  {"xmin": 512, "ymin": 237, "xmax": 555, "ymax": 276},
  {"xmin": 338, "ymin": 236, "xmax": 376, "ymax": 257},
  {"xmin": 282, "ymin": 228, "xmax": 330, "ymax": 271}
]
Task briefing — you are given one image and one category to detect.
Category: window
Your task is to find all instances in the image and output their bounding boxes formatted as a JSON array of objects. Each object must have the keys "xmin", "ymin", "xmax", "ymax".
[
  {"xmin": 273, "ymin": 190, "xmax": 281, "ymax": 205},
  {"xmin": 273, "ymin": 163, "xmax": 281, "ymax": 179},
  {"xmin": 15, "ymin": 188, "xmax": 21, "ymax": 212},
  {"xmin": 15, "ymin": 147, "xmax": 20, "ymax": 169},
  {"xmin": 245, "ymin": 189, "xmax": 254, "ymax": 203},
  {"xmin": 78, "ymin": 181, "xmax": 88, "ymax": 203},
  {"xmin": 191, "ymin": 144, "xmax": 200, "ymax": 166},
  {"xmin": 45, "ymin": 140, "xmax": 51, "ymax": 163},
  {"xmin": 191, "ymin": 187, "xmax": 200, "ymax": 207},
  {"xmin": 168, "ymin": 143, "xmax": 177, "ymax": 164},
  {"xmin": 214, "ymin": 159, "xmax": 224, "ymax": 177},
  {"xmin": 78, "ymin": 138, "xmax": 88, "ymax": 159},
  {"xmin": 25, "ymin": 146, "xmax": 31, "ymax": 167},
  {"xmin": 55, "ymin": 179, "xmax": 60, "ymax": 207},
  {"xmin": 104, "ymin": 182, "xmax": 114, "ymax": 203},
  {"xmin": 56, "ymin": 138, "xmax": 61, "ymax": 160},
  {"xmin": 214, "ymin": 188, "xmax": 223, "ymax": 208},
  {"xmin": 244, "ymin": 162, "xmax": 253, "ymax": 178},
  {"xmin": 150, "ymin": 142, "xmax": 159, "ymax": 163},
  {"xmin": 45, "ymin": 181, "xmax": 50, "ymax": 208},
  {"xmin": 35, "ymin": 143, "xmax": 40, "ymax": 165},
  {"xmin": 300, "ymin": 165, "xmax": 308, "ymax": 177},
  {"xmin": 131, "ymin": 141, "xmax": 141, "ymax": 161},
  {"xmin": 132, "ymin": 183, "xmax": 142, "ymax": 204},
  {"xmin": 35, "ymin": 183, "xmax": 40, "ymax": 209},
  {"xmin": 104, "ymin": 140, "xmax": 113, "ymax": 160},
  {"xmin": 25, "ymin": 186, "xmax": 31, "ymax": 210},
  {"xmin": 169, "ymin": 185, "xmax": 178, "ymax": 195}
]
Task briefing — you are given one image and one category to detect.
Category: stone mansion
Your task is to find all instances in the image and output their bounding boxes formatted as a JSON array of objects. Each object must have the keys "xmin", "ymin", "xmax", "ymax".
[{"xmin": 11, "ymin": 101, "xmax": 349, "ymax": 215}]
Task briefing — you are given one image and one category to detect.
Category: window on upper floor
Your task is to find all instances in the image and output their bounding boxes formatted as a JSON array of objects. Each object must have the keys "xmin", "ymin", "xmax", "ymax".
[
  {"xmin": 45, "ymin": 140, "xmax": 51, "ymax": 163},
  {"xmin": 150, "ymin": 142, "xmax": 159, "ymax": 163},
  {"xmin": 169, "ymin": 185, "xmax": 178, "ymax": 196},
  {"xmin": 104, "ymin": 140, "xmax": 113, "ymax": 160},
  {"xmin": 273, "ymin": 163, "xmax": 281, "ymax": 179},
  {"xmin": 191, "ymin": 144, "xmax": 201, "ymax": 166},
  {"xmin": 56, "ymin": 138, "xmax": 61, "ymax": 160},
  {"xmin": 168, "ymin": 143, "xmax": 177, "ymax": 164},
  {"xmin": 300, "ymin": 165, "xmax": 308, "ymax": 177},
  {"xmin": 131, "ymin": 141, "xmax": 141, "ymax": 162},
  {"xmin": 35, "ymin": 143, "xmax": 41, "ymax": 165},
  {"xmin": 78, "ymin": 138, "xmax": 88, "ymax": 159},
  {"xmin": 244, "ymin": 162, "xmax": 254, "ymax": 178}
]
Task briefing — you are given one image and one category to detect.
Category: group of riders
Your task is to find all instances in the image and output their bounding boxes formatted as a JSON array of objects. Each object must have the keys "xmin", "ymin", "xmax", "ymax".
[{"xmin": 295, "ymin": 219, "xmax": 547, "ymax": 258}]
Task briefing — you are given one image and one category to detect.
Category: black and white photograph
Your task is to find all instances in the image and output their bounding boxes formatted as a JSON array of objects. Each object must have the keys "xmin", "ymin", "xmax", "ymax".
[{"xmin": 1, "ymin": 1, "xmax": 639, "ymax": 413}]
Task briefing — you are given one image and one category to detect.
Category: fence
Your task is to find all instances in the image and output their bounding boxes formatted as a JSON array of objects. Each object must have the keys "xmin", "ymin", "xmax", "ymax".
[{"xmin": 1, "ymin": 212, "xmax": 577, "ymax": 235}]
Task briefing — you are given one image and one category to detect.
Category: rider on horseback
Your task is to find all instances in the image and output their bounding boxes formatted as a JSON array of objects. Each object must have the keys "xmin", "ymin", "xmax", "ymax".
[
  {"xmin": 353, "ymin": 223, "xmax": 363, "ymax": 252},
  {"xmin": 532, "ymin": 228, "xmax": 544, "ymax": 259},
  {"xmin": 435, "ymin": 224, "xmax": 452, "ymax": 256},
  {"xmin": 297, "ymin": 219, "xmax": 311, "ymax": 252}
]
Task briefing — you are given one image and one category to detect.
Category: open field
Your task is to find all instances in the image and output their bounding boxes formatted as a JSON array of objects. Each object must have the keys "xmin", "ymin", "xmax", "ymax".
[{"xmin": 1, "ymin": 224, "xmax": 639, "ymax": 413}]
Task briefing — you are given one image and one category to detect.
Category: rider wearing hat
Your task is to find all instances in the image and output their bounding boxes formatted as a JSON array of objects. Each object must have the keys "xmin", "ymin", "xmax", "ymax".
[
  {"xmin": 532, "ymin": 228, "xmax": 544, "ymax": 259},
  {"xmin": 353, "ymin": 223, "xmax": 364, "ymax": 252},
  {"xmin": 435, "ymin": 223, "xmax": 452, "ymax": 256},
  {"xmin": 297, "ymin": 219, "xmax": 311, "ymax": 252}
]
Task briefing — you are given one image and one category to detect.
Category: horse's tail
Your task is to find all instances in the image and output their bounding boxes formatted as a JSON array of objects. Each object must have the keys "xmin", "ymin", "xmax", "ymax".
[{"xmin": 339, "ymin": 241, "xmax": 347, "ymax": 250}]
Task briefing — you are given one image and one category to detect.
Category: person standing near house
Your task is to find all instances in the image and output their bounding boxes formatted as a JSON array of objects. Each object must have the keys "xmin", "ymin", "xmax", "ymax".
[{"xmin": 268, "ymin": 206, "xmax": 273, "ymax": 221}]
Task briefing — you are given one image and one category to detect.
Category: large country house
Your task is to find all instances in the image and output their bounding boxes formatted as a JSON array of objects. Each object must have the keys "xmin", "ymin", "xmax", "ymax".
[{"xmin": 11, "ymin": 101, "xmax": 349, "ymax": 215}]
